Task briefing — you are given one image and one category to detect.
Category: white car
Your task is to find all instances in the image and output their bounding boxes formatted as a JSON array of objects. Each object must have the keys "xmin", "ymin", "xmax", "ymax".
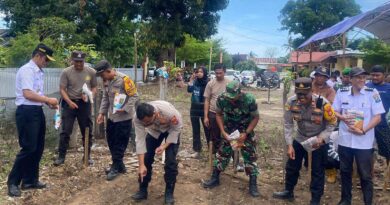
[
  {"xmin": 241, "ymin": 70, "xmax": 255, "ymax": 84},
  {"xmin": 225, "ymin": 69, "xmax": 241, "ymax": 83}
]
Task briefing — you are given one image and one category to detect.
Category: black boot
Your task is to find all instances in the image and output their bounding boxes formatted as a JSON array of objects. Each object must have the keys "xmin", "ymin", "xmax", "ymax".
[
  {"xmin": 53, "ymin": 153, "xmax": 66, "ymax": 166},
  {"xmin": 272, "ymin": 190, "xmax": 294, "ymax": 201},
  {"xmin": 202, "ymin": 169, "xmax": 220, "ymax": 188},
  {"xmin": 249, "ymin": 175, "xmax": 260, "ymax": 197},
  {"xmin": 164, "ymin": 183, "xmax": 175, "ymax": 205},
  {"xmin": 131, "ymin": 183, "xmax": 148, "ymax": 201}
]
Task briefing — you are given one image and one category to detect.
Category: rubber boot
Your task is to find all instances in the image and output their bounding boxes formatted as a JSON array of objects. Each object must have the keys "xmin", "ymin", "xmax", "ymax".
[
  {"xmin": 272, "ymin": 190, "xmax": 294, "ymax": 201},
  {"xmin": 202, "ymin": 169, "xmax": 220, "ymax": 188},
  {"xmin": 164, "ymin": 183, "xmax": 175, "ymax": 205},
  {"xmin": 249, "ymin": 175, "xmax": 260, "ymax": 197},
  {"xmin": 131, "ymin": 183, "xmax": 148, "ymax": 201},
  {"xmin": 53, "ymin": 152, "xmax": 66, "ymax": 166}
]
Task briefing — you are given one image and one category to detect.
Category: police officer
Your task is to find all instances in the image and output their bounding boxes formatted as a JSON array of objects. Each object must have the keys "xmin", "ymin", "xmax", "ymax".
[
  {"xmin": 7, "ymin": 44, "xmax": 58, "ymax": 197},
  {"xmin": 312, "ymin": 67, "xmax": 336, "ymax": 103},
  {"xmin": 131, "ymin": 101, "xmax": 182, "ymax": 205},
  {"xmin": 273, "ymin": 77, "xmax": 337, "ymax": 205},
  {"xmin": 202, "ymin": 80, "xmax": 260, "ymax": 197},
  {"xmin": 333, "ymin": 67, "xmax": 385, "ymax": 205},
  {"xmin": 94, "ymin": 60, "xmax": 139, "ymax": 180},
  {"xmin": 53, "ymin": 51, "xmax": 97, "ymax": 165}
]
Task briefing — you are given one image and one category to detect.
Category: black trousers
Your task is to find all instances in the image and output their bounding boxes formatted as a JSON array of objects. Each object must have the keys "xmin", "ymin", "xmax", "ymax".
[
  {"xmin": 8, "ymin": 105, "xmax": 46, "ymax": 186},
  {"xmin": 106, "ymin": 119, "xmax": 131, "ymax": 169},
  {"xmin": 58, "ymin": 100, "xmax": 93, "ymax": 156},
  {"xmin": 338, "ymin": 145, "xmax": 373, "ymax": 205},
  {"xmin": 208, "ymin": 112, "xmax": 222, "ymax": 154},
  {"xmin": 140, "ymin": 132, "xmax": 180, "ymax": 187},
  {"xmin": 190, "ymin": 103, "xmax": 210, "ymax": 152},
  {"xmin": 285, "ymin": 140, "xmax": 327, "ymax": 201}
]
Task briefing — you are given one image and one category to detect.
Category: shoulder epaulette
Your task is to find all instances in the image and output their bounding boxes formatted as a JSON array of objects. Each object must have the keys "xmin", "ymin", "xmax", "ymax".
[{"xmin": 364, "ymin": 87, "xmax": 374, "ymax": 92}]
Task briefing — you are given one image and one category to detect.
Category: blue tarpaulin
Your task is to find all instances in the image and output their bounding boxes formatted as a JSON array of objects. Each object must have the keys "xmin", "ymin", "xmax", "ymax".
[{"xmin": 298, "ymin": 2, "xmax": 390, "ymax": 49}]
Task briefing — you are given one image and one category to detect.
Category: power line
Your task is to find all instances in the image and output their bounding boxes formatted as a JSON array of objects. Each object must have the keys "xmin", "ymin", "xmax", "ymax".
[
  {"xmin": 219, "ymin": 27, "xmax": 285, "ymax": 46},
  {"xmin": 221, "ymin": 22, "xmax": 286, "ymax": 37}
]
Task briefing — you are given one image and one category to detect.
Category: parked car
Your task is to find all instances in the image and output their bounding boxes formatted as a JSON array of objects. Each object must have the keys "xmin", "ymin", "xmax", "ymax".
[
  {"xmin": 225, "ymin": 69, "xmax": 241, "ymax": 83},
  {"xmin": 241, "ymin": 70, "xmax": 256, "ymax": 84},
  {"xmin": 208, "ymin": 71, "xmax": 216, "ymax": 80}
]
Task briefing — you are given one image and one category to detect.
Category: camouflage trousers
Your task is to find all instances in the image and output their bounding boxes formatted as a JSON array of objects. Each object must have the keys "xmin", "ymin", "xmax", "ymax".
[{"xmin": 214, "ymin": 136, "xmax": 259, "ymax": 176}]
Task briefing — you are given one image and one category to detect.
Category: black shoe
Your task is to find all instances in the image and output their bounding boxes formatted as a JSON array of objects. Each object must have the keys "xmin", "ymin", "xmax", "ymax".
[
  {"xmin": 202, "ymin": 169, "xmax": 220, "ymax": 189},
  {"xmin": 8, "ymin": 184, "xmax": 21, "ymax": 197},
  {"xmin": 249, "ymin": 176, "xmax": 260, "ymax": 197},
  {"xmin": 131, "ymin": 187, "xmax": 148, "ymax": 201},
  {"xmin": 272, "ymin": 190, "xmax": 294, "ymax": 201},
  {"xmin": 337, "ymin": 200, "xmax": 351, "ymax": 205},
  {"xmin": 118, "ymin": 163, "xmax": 127, "ymax": 174},
  {"xmin": 164, "ymin": 183, "xmax": 175, "ymax": 205},
  {"xmin": 106, "ymin": 169, "xmax": 119, "ymax": 181},
  {"xmin": 21, "ymin": 181, "xmax": 46, "ymax": 190},
  {"xmin": 53, "ymin": 157, "xmax": 65, "ymax": 166}
]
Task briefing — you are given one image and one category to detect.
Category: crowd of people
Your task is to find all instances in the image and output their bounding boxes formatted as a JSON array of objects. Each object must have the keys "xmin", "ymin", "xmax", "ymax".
[{"xmin": 6, "ymin": 43, "xmax": 390, "ymax": 205}]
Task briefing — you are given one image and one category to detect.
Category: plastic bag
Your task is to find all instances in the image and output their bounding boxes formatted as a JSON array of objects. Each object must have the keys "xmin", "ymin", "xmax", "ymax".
[
  {"xmin": 54, "ymin": 108, "xmax": 61, "ymax": 130},
  {"xmin": 82, "ymin": 83, "xmax": 93, "ymax": 103},
  {"xmin": 113, "ymin": 93, "xmax": 126, "ymax": 114},
  {"xmin": 300, "ymin": 136, "xmax": 319, "ymax": 152}
]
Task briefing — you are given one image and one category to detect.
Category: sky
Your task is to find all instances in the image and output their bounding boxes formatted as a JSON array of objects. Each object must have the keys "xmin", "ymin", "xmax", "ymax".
[{"xmin": 215, "ymin": 0, "xmax": 390, "ymax": 57}]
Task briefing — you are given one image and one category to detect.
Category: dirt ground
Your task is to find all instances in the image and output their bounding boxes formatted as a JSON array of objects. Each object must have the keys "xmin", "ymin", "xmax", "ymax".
[{"xmin": 1, "ymin": 83, "xmax": 390, "ymax": 205}]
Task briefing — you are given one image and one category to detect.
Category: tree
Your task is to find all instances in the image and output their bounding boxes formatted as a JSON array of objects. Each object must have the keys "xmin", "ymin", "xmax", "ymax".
[
  {"xmin": 279, "ymin": 0, "xmax": 361, "ymax": 48},
  {"xmin": 264, "ymin": 47, "xmax": 279, "ymax": 59},
  {"xmin": 176, "ymin": 34, "xmax": 212, "ymax": 66},
  {"xmin": 359, "ymin": 38, "xmax": 390, "ymax": 69},
  {"xmin": 235, "ymin": 60, "xmax": 258, "ymax": 72}
]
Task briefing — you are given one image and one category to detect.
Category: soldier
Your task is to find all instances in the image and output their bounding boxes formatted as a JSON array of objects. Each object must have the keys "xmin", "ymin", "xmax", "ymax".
[
  {"xmin": 94, "ymin": 60, "xmax": 139, "ymax": 181},
  {"xmin": 334, "ymin": 68, "xmax": 351, "ymax": 92},
  {"xmin": 312, "ymin": 67, "xmax": 336, "ymax": 103},
  {"xmin": 334, "ymin": 67, "xmax": 385, "ymax": 205},
  {"xmin": 53, "ymin": 51, "xmax": 97, "ymax": 166},
  {"xmin": 202, "ymin": 81, "xmax": 260, "ymax": 197},
  {"xmin": 131, "ymin": 101, "xmax": 182, "ymax": 205},
  {"xmin": 7, "ymin": 43, "xmax": 58, "ymax": 197},
  {"xmin": 273, "ymin": 77, "xmax": 337, "ymax": 205}
]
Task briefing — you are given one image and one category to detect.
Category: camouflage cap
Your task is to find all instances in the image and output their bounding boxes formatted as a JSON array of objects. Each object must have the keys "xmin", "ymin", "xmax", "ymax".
[
  {"xmin": 295, "ymin": 77, "xmax": 312, "ymax": 94},
  {"xmin": 223, "ymin": 80, "xmax": 241, "ymax": 99}
]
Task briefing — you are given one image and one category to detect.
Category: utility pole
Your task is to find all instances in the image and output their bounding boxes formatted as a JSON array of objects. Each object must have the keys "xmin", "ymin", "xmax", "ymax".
[
  {"xmin": 209, "ymin": 46, "xmax": 213, "ymax": 73},
  {"xmin": 134, "ymin": 32, "xmax": 138, "ymax": 82}
]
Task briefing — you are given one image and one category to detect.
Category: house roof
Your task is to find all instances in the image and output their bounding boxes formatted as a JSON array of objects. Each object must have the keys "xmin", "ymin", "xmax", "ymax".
[
  {"xmin": 251, "ymin": 57, "xmax": 278, "ymax": 64},
  {"xmin": 289, "ymin": 51, "xmax": 336, "ymax": 63}
]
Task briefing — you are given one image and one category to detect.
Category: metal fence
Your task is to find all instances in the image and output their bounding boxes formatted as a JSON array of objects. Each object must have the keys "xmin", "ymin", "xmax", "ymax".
[{"xmin": 0, "ymin": 67, "xmax": 144, "ymax": 98}]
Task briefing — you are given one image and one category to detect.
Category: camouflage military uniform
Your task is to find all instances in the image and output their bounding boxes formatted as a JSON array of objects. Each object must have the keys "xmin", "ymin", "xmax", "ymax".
[{"xmin": 214, "ymin": 92, "xmax": 259, "ymax": 176}]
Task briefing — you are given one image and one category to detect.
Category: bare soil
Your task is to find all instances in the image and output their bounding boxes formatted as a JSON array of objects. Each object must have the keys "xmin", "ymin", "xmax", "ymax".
[{"xmin": 1, "ymin": 83, "xmax": 389, "ymax": 205}]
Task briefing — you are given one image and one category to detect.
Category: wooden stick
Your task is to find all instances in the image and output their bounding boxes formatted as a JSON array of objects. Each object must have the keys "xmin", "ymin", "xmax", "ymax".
[
  {"xmin": 84, "ymin": 127, "xmax": 90, "ymax": 167},
  {"xmin": 209, "ymin": 141, "xmax": 213, "ymax": 174},
  {"xmin": 353, "ymin": 159, "xmax": 358, "ymax": 190},
  {"xmin": 233, "ymin": 149, "xmax": 239, "ymax": 174}
]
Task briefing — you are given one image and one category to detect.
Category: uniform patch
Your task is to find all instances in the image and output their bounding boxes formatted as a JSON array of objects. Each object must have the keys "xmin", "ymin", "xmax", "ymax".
[
  {"xmin": 373, "ymin": 93, "xmax": 381, "ymax": 103},
  {"xmin": 323, "ymin": 103, "xmax": 337, "ymax": 125},
  {"xmin": 170, "ymin": 115, "xmax": 179, "ymax": 125},
  {"xmin": 85, "ymin": 75, "xmax": 91, "ymax": 81}
]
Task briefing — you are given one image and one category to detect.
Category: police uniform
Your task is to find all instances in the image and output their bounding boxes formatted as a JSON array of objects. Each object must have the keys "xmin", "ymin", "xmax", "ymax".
[
  {"xmin": 332, "ymin": 67, "xmax": 385, "ymax": 205},
  {"xmin": 8, "ymin": 44, "xmax": 56, "ymax": 197},
  {"xmin": 54, "ymin": 51, "xmax": 97, "ymax": 165},
  {"xmin": 203, "ymin": 81, "xmax": 260, "ymax": 197},
  {"xmin": 132, "ymin": 101, "xmax": 182, "ymax": 204},
  {"xmin": 273, "ymin": 77, "xmax": 337, "ymax": 205},
  {"xmin": 95, "ymin": 60, "xmax": 139, "ymax": 180}
]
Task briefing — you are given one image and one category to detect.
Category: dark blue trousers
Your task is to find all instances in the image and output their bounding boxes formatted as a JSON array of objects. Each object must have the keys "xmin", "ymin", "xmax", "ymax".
[{"xmin": 8, "ymin": 105, "xmax": 46, "ymax": 186}]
